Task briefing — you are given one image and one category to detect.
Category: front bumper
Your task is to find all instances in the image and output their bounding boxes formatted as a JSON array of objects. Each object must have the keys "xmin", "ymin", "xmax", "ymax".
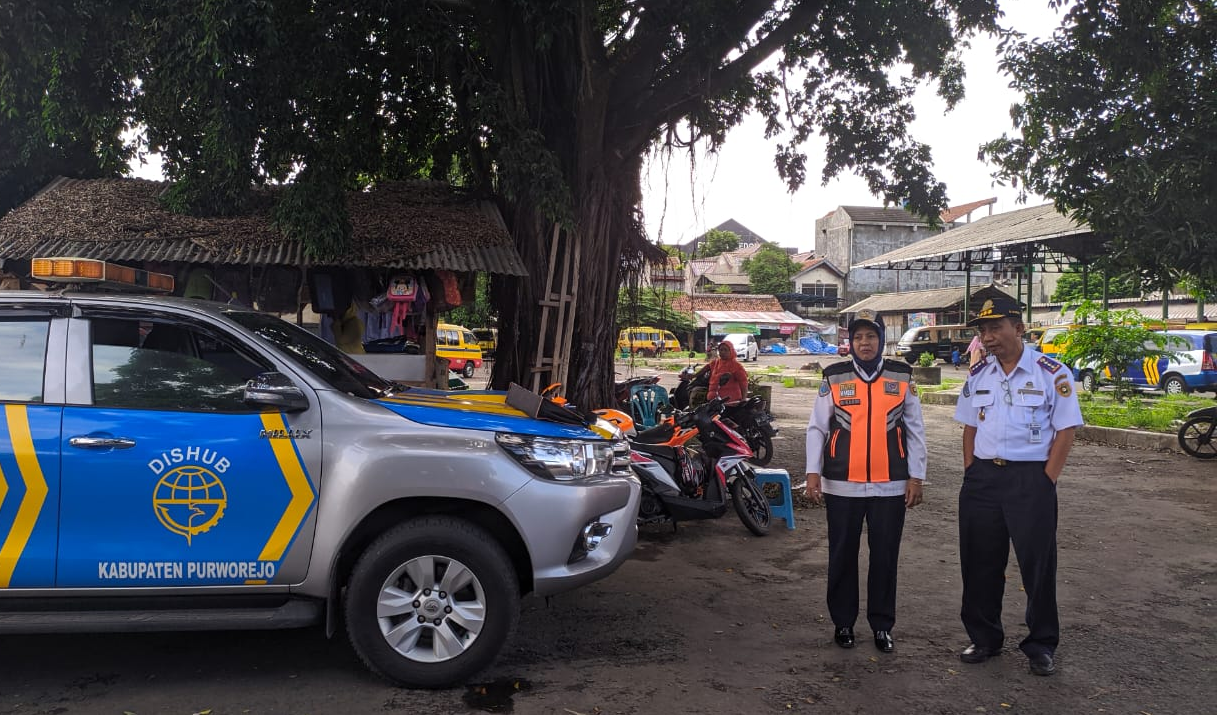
[{"xmin": 503, "ymin": 473, "xmax": 641, "ymax": 597}]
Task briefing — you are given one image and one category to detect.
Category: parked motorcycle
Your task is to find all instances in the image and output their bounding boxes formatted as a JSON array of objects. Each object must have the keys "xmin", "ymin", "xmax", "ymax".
[
  {"xmin": 628, "ymin": 393, "xmax": 771, "ymax": 536},
  {"xmin": 1177, "ymin": 405, "xmax": 1217, "ymax": 459},
  {"xmin": 614, "ymin": 374, "xmax": 661, "ymax": 410},
  {"xmin": 671, "ymin": 363, "xmax": 709, "ymax": 409},
  {"xmin": 722, "ymin": 396, "xmax": 779, "ymax": 466}
]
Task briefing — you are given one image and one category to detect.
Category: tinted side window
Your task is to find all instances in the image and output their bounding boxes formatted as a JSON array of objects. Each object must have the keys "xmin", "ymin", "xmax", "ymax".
[
  {"xmin": 91, "ymin": 317, "xmax": 269, "ymax": 412},
  {"xmin": 0, "ymin": 319, "xmax": 50, "ymax": 403},
  {"xmin": 461, "ymin": 330, "xmax": 477, "ymax": 346}
]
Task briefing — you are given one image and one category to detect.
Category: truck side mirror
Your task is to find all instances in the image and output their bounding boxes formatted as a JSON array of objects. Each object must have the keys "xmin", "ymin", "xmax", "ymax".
[{"xmin": 244, "ymin": 372, "xmax": 310, "ymax": 412}]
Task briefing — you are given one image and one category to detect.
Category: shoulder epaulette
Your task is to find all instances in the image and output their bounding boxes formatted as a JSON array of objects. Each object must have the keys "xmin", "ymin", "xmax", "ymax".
[
  {"xmin": 1037, "ymin": 355, "xmax": 1063, "ymax": 374},
  {"xmin": 968, "ymin": 357, "xmax": 988, "ymax": 376},
  {"xmin": 823, "ymin": 361, "xmax": 854, "ymax": 377},
  {"xmin": 882, "ymin": 360, "xmax": 913, "ymax": 375}
]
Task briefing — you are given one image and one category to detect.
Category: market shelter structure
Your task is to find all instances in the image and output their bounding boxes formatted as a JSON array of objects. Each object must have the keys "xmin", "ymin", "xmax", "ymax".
[
  {"xmin": 0, "ymin": 177, "xmax": 526, "ymax": 385},
  {"xmin": 855, "ymin": 203, "xmax": 1103, "ymax": 322}
]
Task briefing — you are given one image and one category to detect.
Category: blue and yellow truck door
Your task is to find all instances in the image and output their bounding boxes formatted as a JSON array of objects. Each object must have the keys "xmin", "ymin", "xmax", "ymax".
[
  {"xmin": 0, "ymin": 311, "xmax": 65, "ymax": 589},
  {"xmin": 56, "ymin": 312, "xmax": 320, "ymax": 588}
]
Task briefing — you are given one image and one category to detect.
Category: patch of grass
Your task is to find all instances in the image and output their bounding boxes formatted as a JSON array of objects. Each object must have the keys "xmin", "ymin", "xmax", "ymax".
[
  {"xmin": 764, "ymin": 365, "xmax": 783, "ymax": 374},
  {"xmin": 1078, "ymin": 391, "xmax": 1212, "ymax": 433},
  {"xmin": 782, "ymin": 377, "xmax": 796, "ymax": 388}
]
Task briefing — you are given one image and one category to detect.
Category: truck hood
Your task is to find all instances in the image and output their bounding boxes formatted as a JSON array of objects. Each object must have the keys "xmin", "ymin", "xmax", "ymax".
[{"xmin": 374, "ymin": 390, "xmax": 614, "ymax": 439}]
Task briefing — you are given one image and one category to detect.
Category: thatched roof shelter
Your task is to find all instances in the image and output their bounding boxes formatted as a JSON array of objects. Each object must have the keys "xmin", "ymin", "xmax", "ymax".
[{"xmin": 0, "ymin": 177, "xmax": 526, "ymax": 275}]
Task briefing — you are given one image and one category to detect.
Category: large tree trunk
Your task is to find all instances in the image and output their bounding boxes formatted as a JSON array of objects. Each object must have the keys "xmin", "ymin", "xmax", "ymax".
[{"xmin": 486, "ymin": 1, "xmax": 647, "ymax": 410}]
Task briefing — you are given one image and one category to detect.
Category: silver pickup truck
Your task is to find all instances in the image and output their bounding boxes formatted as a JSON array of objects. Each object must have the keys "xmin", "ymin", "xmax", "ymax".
[{"xmin": 0, "ymin": 291, "xmax": 640, "ymax": 687}]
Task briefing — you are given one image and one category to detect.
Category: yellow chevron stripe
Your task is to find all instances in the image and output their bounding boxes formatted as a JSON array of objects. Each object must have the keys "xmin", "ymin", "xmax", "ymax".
[
  {"xmin": 257, "ymin": 413, "xmax": 316, "ymax": 563},
  {"xmin": 0, "ymin": 405, "xmax": 48, "ymax": 588}
]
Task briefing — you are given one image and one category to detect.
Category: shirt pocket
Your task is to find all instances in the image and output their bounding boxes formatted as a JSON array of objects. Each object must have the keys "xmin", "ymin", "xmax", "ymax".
[{"xmin": 970, "ymin": 391, "xmax": 995, "ymax": 409}]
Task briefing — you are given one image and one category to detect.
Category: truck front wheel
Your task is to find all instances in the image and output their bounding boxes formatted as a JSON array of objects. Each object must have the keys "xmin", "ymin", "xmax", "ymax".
[{"xmin": 344, "ymin": 516, "xmax": 520, "ymax": 688}]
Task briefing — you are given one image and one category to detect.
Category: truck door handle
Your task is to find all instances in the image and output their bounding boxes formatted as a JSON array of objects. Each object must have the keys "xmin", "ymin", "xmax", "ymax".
[{"xmin": 69, "ymin": 435, "xmax": 137, "ymax": 450}]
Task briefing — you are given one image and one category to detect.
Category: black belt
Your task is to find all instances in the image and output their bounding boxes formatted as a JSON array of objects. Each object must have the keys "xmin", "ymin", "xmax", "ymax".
[{"xmin": 976, "ymin": 458, "xmax": 1045, "ymax": 467}]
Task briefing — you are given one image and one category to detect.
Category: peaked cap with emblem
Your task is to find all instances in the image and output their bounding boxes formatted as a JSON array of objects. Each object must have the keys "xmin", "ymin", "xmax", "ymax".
[{"xmin": 966, "ymin": 296, "xmax": 1023, "ymax": 326}]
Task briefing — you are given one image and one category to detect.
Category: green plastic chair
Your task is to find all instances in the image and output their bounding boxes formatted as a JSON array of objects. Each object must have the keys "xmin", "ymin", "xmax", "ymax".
[{"xmin": 628, "ymin": 384, "xmax": 670, "ymax": 428}]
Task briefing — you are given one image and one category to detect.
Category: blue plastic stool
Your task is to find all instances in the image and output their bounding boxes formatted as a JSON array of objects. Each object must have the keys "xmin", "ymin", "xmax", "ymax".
[{"xmin": 752, "ymin": 468, "xmax": 795, "ymax": 530}]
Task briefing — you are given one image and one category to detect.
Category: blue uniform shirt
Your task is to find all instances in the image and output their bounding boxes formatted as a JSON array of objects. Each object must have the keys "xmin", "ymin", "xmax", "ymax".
[{"xmin": 953, "ymin": 346, "xmax": 1084, "ymax": 462}]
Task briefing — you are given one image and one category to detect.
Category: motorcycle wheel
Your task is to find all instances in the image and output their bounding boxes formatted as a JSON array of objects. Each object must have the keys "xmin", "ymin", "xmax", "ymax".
[
  {"xmin": 748, "ymin": 431, "xmax": 774, "ymax": 466},
  {"xmin": 730, "ymin": 476, "xmax": 771, "ymax": 536},
  {"xmin": 1178, "ymin": 416, "xmax": 1217, "ymax": 459}
]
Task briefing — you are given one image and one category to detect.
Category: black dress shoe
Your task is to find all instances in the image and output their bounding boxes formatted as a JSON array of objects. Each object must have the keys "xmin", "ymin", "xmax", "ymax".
[
  {"xmin": 833, "ymin": 626, "xmax": 855, "ymax": 649},
  {"xmin": 1029, "ymin": 652, "xmax": 1056, "ymax": 676},
  {"xmin": 959, "ymin": 643, "xmax": 1001, "ymax": 664},
  {"xmin": 873, "ymin": 630, "xmax": 894, "ymax": 653}
]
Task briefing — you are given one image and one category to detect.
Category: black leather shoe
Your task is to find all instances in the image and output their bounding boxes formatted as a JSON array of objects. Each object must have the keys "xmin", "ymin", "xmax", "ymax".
[
  {"xmin": 1028, "ymin": 652, "xmax": 1056, "ymax": 676},
  {"xmin": 833, "ymin": 626, "xmax": 855, "ymax": 649},
  {"xmin": 873, "ymin": 630, "xmax": 894, "ymax": 653},
  {"xmin": 959, "ymin": 644, "xmax": 1001, "ymax": 664}
]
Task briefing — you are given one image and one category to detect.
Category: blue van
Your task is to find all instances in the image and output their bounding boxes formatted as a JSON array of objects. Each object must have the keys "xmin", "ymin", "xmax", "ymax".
[{"xmin": 1074, "ymin": 330, "xmax": 1217, "ymax": 394}]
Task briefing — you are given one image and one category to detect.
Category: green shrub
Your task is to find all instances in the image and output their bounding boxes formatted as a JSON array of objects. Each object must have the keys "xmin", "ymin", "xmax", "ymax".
[{"xmin": 916, "ymin": 351, "xmax": 935, "ymax": 367}]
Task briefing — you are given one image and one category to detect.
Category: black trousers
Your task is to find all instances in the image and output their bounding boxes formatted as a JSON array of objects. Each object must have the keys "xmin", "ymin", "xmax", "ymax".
[
  {"xmin": 959, "ymin": 459, "xmax": 1059, "ymax": 657},
  {"xmin": 824, "ymin": 493, "xmax": 907, "ymax": 632}
]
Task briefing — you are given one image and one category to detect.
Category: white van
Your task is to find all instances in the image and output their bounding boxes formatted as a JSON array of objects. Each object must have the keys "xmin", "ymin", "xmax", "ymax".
[{"xmin": 722, "ymin": 333, "xmax": 759, "ymax": 361}]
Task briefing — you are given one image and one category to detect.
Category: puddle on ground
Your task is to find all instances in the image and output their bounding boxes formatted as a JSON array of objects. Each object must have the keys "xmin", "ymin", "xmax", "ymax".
[{"xmin": 462, "ymin": 677, "xmax": 532, "ymax": 712}]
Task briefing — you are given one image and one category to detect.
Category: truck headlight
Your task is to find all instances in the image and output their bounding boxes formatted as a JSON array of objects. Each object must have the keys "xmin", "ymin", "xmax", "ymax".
[{"xmin": 496, "ymin": 434, "xmax": 632, "ymax": 481}]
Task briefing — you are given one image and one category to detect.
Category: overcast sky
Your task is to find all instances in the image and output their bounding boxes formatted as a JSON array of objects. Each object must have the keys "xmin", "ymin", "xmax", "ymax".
[{"xmin": 641, "ymin": 3, "xmax": 1067, "ymax": 253}]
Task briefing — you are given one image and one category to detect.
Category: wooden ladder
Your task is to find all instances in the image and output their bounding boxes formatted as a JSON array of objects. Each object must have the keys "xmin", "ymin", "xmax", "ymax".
[{"xmin": 530, "ymin": 224, "xmax": 580, "ymax": 395}]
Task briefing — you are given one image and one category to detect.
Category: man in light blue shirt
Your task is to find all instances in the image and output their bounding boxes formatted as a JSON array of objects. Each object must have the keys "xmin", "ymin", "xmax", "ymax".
[{"xmin": 953, "ymin": 297, "xmax": 1083, "ymax": 677}]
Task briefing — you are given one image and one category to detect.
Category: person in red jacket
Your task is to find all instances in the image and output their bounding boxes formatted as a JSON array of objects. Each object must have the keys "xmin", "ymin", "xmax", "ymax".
[{"xmin": 707, "ymin": 341, "xmax": 749, "ymax": 403}]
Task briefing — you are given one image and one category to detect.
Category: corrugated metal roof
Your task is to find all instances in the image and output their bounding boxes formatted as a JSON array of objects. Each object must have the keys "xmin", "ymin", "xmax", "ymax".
[
  {"xmin": 857, "ymin": 204, "xmax": 1090, "ymax": 269},
  {"xmin": 0, "ymin": 177, "xmax": 528, "ymax": 275},
  {"xmin": 840, "ymin": 206, "xmax": 928, "ymax": 225},
  {"xmin": 694, "ymin": 309, "xmax": 814, "ymax": 326},
  {"xmin": 842, "ymin": 285, "xmax": 1016, "ymax": 313}
]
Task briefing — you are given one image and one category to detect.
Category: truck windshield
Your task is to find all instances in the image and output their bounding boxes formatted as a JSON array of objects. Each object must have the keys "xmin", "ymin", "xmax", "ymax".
[{"xmin": 225, "ymin": 310, "xmax": 394, "ymax": 399}]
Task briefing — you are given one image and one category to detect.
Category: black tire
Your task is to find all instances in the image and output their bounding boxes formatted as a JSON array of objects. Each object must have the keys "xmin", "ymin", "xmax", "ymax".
[
  {"xmin": 1079, "ymin": 370, "xmax": 1096, "ymax": 393},
  {"xmin": 344, "ymin": 517, "xmax": 520, "ymax": 688},
  {"xmin": 462, "ymin": 362, "xmax": 476, "ymax": 378},
  {"xmin": 1178, "ymin": 416, "xmax": 1217, "ymax": 459},
  {"xmin": 730, "ymin": 474, "xmax": 771, "ymax": 536},
  {"xmin": 1162, "ymin": 374, "xmax": 1188, "ymax": 395},
  {"xmin": 749, "ymin": 430, "xmax": 774, "ymax": 466}
]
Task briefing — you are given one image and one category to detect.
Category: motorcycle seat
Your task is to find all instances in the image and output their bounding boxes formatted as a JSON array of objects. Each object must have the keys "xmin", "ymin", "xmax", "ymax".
[{"xmin": 633, "ymin": 422, "xmax": 675, "ymax": 444}]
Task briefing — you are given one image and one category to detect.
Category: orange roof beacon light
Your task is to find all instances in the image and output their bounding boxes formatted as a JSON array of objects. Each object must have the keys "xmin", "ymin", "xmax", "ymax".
[{"xmin": 31, "ymin": 257, "xmax": 174, "ymax": 293}]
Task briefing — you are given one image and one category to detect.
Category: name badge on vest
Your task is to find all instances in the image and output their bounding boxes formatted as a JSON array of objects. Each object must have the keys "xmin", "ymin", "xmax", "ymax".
[
  {"xmin": 884, "ymin": 380, "xmax": 899, "ymax": 395},
  {"xmin": 839, "ymin": 382, "xmax": 856, "ymax": 398}
]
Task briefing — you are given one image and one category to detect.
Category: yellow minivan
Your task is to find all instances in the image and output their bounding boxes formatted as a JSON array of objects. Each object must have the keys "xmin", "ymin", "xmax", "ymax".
[
  {"xmin": 617, "ymin": 326, "xmax": 682, "ymax": 356},
  {"xmin": 1038, "ymin": 325, "xmax": 1076, "ymax": 359},
  {"xmin": 436, "ymin": 322, "xmax": 484, "ymax": 377}
]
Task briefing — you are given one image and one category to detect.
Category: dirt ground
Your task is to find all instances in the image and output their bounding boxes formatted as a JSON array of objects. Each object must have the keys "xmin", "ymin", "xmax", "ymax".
[{"xmin": 1, "ymin": 375, "xmax": 1214, "ymax": 715}]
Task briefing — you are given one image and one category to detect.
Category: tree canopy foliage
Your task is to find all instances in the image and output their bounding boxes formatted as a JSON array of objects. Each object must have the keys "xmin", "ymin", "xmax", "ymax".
[
  {"xmin": 1049, "ymin": 265, "xmax": 1139, "ymax": 304},
  {"xmin": 743, "ymin": 244, "xmax": 800, "ymax": 295},
  {"xmin": 616, "ymin": 287, "xmax": 696, "ymax": 335},
  {"xmin": 696, "ymin": 229, "xmax": 740, "ymax": 258},
  {"xmin": 982, "ymin": 0, "xmax": 1217, "ymax": 289},
  {"xmin": 2, "ymin": 0, "xmax": 1000, "ymax": 406}
]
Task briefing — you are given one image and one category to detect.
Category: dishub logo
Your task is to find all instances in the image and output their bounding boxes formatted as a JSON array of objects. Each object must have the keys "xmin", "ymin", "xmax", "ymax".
[{"xmin": 149, "ymin": 447, "xmax": 231, "ymax": 545}]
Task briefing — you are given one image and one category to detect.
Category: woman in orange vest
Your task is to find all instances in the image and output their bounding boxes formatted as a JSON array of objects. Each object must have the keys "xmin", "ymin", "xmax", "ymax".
[{"xmin": 804, "ymin": 310, "xmax": 926, "ymax": 654}]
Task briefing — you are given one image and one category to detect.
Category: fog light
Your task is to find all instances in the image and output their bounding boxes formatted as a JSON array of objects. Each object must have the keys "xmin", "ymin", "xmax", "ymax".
[{"xmin": 569, "ymin": 519, "xmax": 612, "ymax": 563}]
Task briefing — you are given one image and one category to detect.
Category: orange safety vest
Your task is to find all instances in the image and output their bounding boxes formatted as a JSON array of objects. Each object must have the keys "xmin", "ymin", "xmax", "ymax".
[{"xmin": 821, "ymin": 361, "xmax": 912, "ymax": 483}]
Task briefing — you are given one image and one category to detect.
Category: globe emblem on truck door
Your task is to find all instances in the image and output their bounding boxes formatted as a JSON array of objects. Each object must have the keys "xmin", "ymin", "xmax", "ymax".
[{"xmin": 152, "ymin": 465, "xmax": 228, "ymax": 544}]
